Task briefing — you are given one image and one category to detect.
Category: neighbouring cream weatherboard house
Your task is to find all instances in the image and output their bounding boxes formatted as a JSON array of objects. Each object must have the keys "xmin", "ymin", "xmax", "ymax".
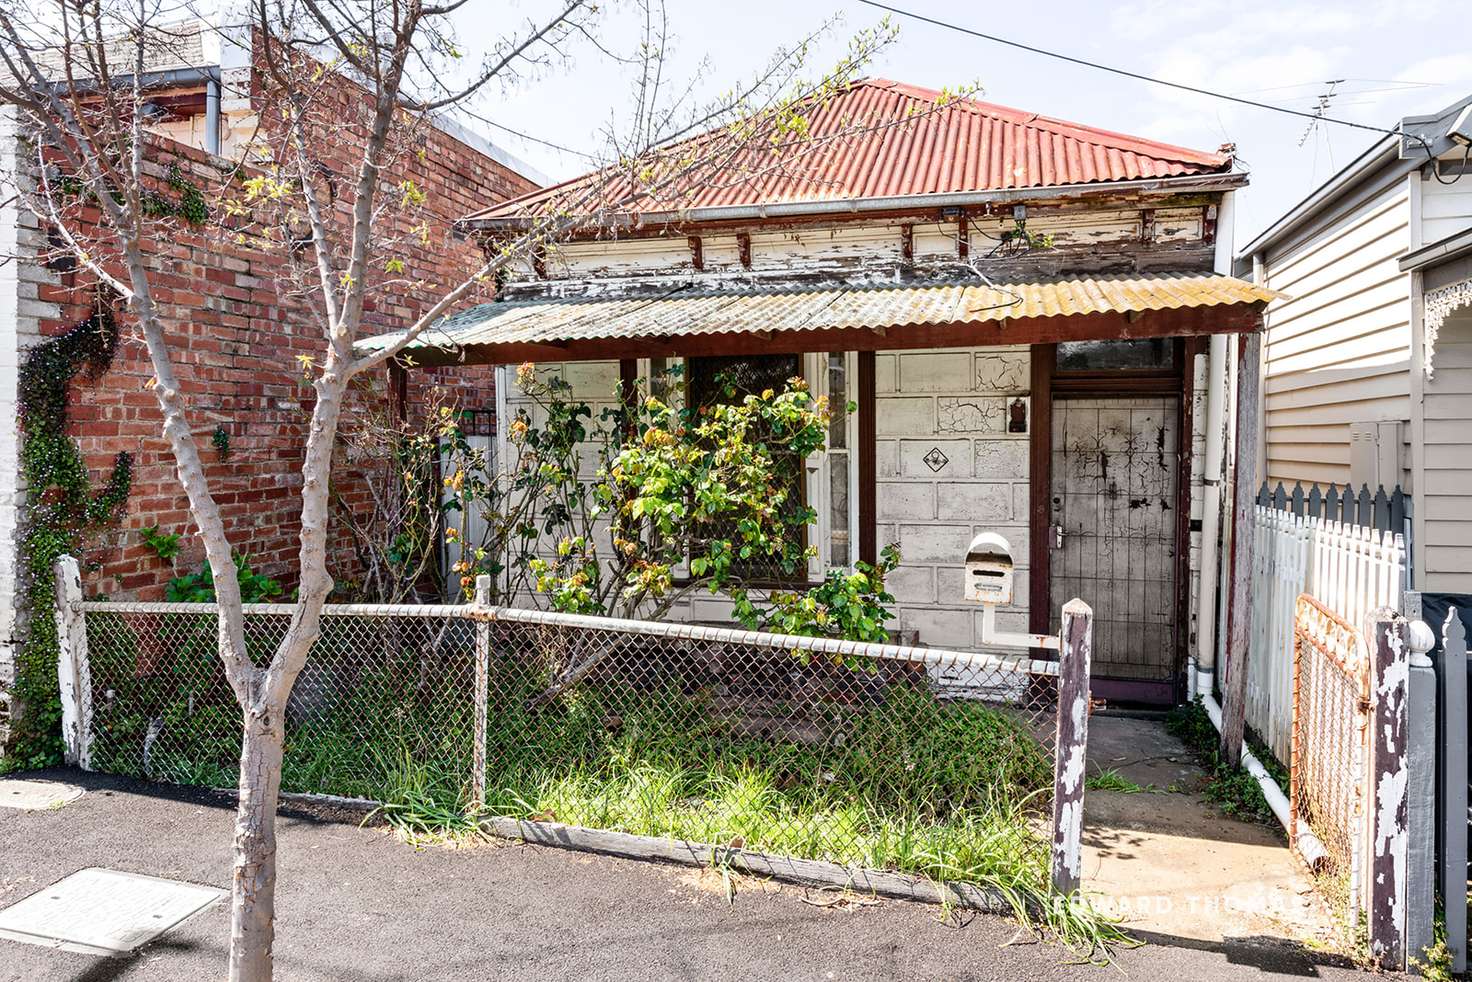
[
  {"xmin": 1238, "ymin": 91, "xmax": 1472, "ymax": 601},
  {"xmin": 361, "ymin": 80, "xmax": 1274, "ymax": 705}
]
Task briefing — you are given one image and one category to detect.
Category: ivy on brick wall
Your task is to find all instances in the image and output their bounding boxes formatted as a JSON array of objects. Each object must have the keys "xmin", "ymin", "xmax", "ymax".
[
  {"xmin": 4, "ymin": 298, "xmax": 132, "ymax": 769},
  {"xmin": 57, "ymin": 163, "xmax": 209, "ymax": 228}
]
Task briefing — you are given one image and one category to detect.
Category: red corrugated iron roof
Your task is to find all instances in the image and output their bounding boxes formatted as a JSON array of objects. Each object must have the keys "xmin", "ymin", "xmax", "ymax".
[{"xmin": 467, "ymin": 79, "xmax": 1232, "ymax": 224}]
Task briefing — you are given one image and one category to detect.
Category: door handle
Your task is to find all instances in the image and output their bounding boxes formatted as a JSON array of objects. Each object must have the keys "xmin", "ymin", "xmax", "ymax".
[{"xmin": 1052, "ymin": 524, "xmax": 1063, "ymax": 549}]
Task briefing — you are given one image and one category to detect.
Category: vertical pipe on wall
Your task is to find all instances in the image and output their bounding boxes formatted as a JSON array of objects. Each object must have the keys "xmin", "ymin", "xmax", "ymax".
[
  {"xmin": 1195, "ymin": 189, "xmax": 1236, "ymax": 694},
  {"xmin": 1197, "ymin": 333, "xmax": 1229, "ymax": 692},
  {"xmin": 857, "ymin": 351, "xmax": 876, "ymax": 566},
  {"xmin": 204, "ymin": 72, "xmax": 221, "ymax": 156},
  {"xmin": 1185, "ymin": 346, "xmax": 1207, "ymax": 699}
]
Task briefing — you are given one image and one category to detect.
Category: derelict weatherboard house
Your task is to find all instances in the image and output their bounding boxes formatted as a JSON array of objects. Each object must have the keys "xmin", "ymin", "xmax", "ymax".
[{"xmin": 361, "ymin": 79, "xmax": 1272, "ymax": 705}]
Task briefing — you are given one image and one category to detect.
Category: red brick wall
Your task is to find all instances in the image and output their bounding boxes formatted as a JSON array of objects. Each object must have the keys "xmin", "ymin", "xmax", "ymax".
[{"xmin": 43, "ymin": 77, "xmax": 536, "ymax": 600}]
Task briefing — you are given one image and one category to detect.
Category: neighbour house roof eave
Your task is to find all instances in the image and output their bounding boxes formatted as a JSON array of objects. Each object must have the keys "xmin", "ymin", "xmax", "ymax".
[
  {"xmin": 1235, "ymin": 135, "xmax": 1401, "ymax": 262},
  {"xmin": 1399, "ymin": 226, "xmax": 1472, "ymax": 273},
  {"xmin": 39, "ymin": 18, "xmax": 551, "ymax": 189},
  {"xmin": 1240, "ymin": 91, "xmax": 1472, "ymax": 262},
  {"xmin": 463, "ymin": 171, "xmax": 1249, "ymax": 233}
]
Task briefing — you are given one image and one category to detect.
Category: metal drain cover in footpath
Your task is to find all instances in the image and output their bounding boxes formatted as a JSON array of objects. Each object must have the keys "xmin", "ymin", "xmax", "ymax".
[
  {"xmin": 0, "ymin": 778, "xmax": 84, "ymax": 810},
  {"xmin": 0, "ymin": 868, "xmax": 224, "ymax": 956}
]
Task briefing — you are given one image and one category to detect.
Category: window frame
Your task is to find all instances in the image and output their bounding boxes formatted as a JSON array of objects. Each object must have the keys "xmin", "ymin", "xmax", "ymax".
[{"xmin": 651, "ymin": 351, "xmax": 830, "ymax": 588}]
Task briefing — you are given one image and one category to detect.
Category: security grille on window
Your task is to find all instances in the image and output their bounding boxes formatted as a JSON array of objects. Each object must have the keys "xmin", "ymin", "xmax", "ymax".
[{"xmin": 686, "ymin": 354, "xmax": 808, "ymax": 584}]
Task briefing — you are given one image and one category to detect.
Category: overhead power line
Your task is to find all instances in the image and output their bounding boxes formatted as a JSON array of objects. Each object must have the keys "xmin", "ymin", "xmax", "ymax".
[{"xmin": 853, "ymin": 0, "xmax": 1405, "ymax": 141}]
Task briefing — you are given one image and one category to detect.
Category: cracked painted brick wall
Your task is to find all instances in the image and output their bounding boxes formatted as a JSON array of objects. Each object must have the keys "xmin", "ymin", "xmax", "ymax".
[{"xmin": 874, "ymin": 345, "xmax": 1032, "ymax": 651}]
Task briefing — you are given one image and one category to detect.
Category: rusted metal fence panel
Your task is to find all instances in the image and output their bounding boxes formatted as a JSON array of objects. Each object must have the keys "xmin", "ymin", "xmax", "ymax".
[
  {"xmin": 1290, "ymin": 596, "xmax": 1429, "ymax": 970},
  {"xmin": 1290, "ymin": 595, "xmax": 1370, "ymax": 916}
]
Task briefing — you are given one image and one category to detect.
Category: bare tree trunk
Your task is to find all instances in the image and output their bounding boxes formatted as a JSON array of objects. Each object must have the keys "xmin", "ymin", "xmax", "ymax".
[{"xmin": 230, "ymin": 708, "xmax": 285, "ymax": 982}]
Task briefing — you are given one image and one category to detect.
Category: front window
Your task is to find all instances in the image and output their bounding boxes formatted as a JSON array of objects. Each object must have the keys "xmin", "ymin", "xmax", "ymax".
[
  {"xmin": 686, "ymin": 354, "xmax": 808, "ymax": 584},
  {"xmin": 1056, "ymin": 338, "xmax": 1176, "ymax": 372}
]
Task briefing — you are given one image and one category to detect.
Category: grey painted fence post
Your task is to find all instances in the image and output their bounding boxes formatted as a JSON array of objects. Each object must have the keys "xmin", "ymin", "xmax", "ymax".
[
  {"xmin": 471, "ymin": 575, "xmax": 491, "ymax": 813},
  {"xmin": 1366, "ymin": 607, "xmax": 1410, "ymax": 971},
  {"xmin": 1440, "ymin": 608, "xmax": 1469, "ymax": 974},
  {"xmin": 1405, "ymin": 620, "xmax": 1436, "ymax": 973},
  {"xmin": 1051, "ymin": 598, "xmax": 1092, "ymax": 897},
  {"xmin": 52, "ymin": 555, "xmax": 92, "ymax": 770}
]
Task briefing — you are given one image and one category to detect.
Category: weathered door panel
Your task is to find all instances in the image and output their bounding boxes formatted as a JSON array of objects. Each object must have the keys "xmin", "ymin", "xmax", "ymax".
[{"xmin": 1049, "ymin": 397, "xmax": 1180, "ymax": 687}]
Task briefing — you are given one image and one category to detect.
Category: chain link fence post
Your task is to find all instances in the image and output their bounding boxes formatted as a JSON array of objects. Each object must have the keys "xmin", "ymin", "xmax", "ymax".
[
  {"xmin": 53, "ymin": 555, "xmax": 92, "ymax": 770},
  {"xmin": 471, "ymin": 575, "xmax": 491, "ymax": 814},
  {"xmin": 1051, "ymin": 598, "xmax": 1092, "ymax": 897},
  {"xmin": 1366, "ymin": 607, "xmax": 1409, "ymax": 970}
]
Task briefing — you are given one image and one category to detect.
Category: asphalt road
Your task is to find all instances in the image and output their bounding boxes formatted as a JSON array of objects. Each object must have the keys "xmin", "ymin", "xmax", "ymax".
[{"xmin": 0, "ymin": 769, "xmax": 1373, "ymax": 981}]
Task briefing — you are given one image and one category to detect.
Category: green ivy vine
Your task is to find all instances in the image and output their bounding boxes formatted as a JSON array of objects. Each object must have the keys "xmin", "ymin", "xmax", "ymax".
[
  {"xmin": 5, "ymin": 298, "xmax": 132, "ymax": 769},
  {"xmin": 57, "ymin": 164, "xmax": 208, "ymax": 227},
  {"xmin": 141, "ymin": 165, "xmax": 209, "ymax": 225}
]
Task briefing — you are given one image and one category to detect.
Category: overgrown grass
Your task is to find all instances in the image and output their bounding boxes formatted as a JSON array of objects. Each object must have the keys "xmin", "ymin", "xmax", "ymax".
[{"xmin": 83, "ymin": 620, "xmax": 1127, "ymax": 955}]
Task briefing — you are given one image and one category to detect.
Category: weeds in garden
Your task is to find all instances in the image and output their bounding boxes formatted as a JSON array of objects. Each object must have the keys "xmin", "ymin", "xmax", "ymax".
[
  {"xmin": 81, "ymin": 610, "xmax": 1126, "ymax": 956},
  {"xmin": 1164, "ymin": 698, "xmax": 1283, "ymax": 827},
  {"xmin": 1085, "ymin": 768, "xmax": 1151, "ymax": 794}
]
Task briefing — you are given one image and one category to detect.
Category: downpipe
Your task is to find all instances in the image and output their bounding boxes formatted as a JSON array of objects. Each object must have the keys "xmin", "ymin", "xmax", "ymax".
[
  {"xmin": 1198, "ymin": 691, "xmax": 1328, "ymax": 868},
  {"xmin": 1189, "ymin": 190, "xmax": 1237, "ymax": 699}
]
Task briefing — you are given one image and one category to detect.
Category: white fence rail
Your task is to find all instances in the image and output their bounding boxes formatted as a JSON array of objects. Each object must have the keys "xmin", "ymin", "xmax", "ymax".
[{"xmin": 1245, "ymin": 508, "xmax": 1405, "ymax": 764}]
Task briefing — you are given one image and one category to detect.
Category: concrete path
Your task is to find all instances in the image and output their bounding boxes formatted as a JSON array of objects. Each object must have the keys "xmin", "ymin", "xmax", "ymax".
[
  {"xmin": 0, "ymin": 768, "xmax": 1372, "ymax": 981},
  {"xmin": 1083, "ymin": 714, "xmax": 1341, "ymax": 951}
]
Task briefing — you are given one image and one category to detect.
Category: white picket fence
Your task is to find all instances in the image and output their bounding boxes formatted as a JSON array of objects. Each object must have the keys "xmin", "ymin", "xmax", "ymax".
[{"xmin": 1245, "ymin": 507, "xmax": 1405, "ymax": 764}]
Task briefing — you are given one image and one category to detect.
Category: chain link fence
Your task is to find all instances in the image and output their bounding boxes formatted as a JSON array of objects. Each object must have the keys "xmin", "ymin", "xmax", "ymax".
[
  {"xmin": 67, "ymin": 583, "xmax": 1085, "ymax": 905},
  {"xmin": 76, "ymin": 603, "xmax": 477, "ymax": 799}
]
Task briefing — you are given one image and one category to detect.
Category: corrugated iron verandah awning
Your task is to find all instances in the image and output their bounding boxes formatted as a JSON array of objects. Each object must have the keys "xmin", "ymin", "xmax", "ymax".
[{"xmin": 358, "ymin": 273, "xmax": 1276, "ymax": 366}]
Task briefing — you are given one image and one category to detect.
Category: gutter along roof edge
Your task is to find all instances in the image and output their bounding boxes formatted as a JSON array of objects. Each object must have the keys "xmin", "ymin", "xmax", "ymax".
[{"xmin": 462, "ymin": 172, "xmax": 1248, "ymax": 232}]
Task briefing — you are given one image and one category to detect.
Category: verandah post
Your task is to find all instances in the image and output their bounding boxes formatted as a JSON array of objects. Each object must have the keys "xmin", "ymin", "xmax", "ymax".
[
  {"xmin": 471, "ymin": 574, "xmax": 491, "ymax": 814},
  {"xmin": 53, "ymin": 554, "xmax": 92, "ymax": 770},
  {"xmin": 1051, "ymin": 598, "xmax": 1092, "ymax": 896},
  {"xmin": 1221, "ymin": 329, "xmax": 1262, "ymax": 764},
  {"xmin": 1365, "ymin": 607, "xmax": 1410, "ymax": 970}
]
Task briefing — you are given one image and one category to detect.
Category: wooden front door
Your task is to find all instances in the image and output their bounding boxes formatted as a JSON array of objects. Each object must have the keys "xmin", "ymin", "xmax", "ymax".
[{"xmin": 1048, "ymin": 396, "xmax": 1181, "ymax": 695}]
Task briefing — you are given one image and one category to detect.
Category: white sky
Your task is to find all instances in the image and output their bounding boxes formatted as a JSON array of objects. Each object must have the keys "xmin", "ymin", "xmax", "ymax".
[{"xmin": 471, "ymin": 0, "xmax": 1472, "ymax": 246}]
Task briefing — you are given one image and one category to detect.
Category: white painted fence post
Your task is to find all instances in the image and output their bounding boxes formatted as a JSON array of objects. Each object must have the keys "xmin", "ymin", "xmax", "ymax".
[
  {"xmin": 52, "ymin": 555, "xmax": 92, "ymax": 770},
  {"xmin": 1051, "ymin": 598, "xmax": 1092, "ymax": 896},
  {"xmin": 471, "ymin": 574, "xmax": 491, "ymax": 813}
]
